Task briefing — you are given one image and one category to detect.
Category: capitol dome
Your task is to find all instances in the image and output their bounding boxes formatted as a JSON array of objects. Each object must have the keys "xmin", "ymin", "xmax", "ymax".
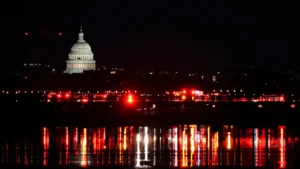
[
  {"xmin": 70, "ymin": 42, "xmax": 92, "ymax": 53},
  {"xmin": 69, "ymin": 27, "xmax": 93, "ymax": 56},
  {"xmin": 64, "ymin": 26, "xmax": 96, "ymax": 74}
]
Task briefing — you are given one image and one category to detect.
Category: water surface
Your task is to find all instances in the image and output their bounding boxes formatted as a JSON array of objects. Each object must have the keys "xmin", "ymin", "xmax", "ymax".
[{"xmin": 0, "ymin": 125, "xmax": 299, "ymax": 168}]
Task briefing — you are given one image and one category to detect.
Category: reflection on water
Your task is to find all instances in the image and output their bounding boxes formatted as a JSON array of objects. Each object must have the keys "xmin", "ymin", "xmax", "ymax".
[{"xmin": 0, "ymin": 125, "xmax": 299, "ymax": 168}]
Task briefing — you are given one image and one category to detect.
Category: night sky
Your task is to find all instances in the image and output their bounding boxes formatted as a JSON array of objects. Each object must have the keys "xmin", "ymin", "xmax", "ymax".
[{"xmin": 1, "ymin": 1, "xmax": 298, "ymax": 71}]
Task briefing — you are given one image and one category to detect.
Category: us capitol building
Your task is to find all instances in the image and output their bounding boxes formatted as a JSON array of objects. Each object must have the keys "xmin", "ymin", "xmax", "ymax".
[{"xmin": 64, "ymin": 27, "xmax": 96, "ymax": 74}]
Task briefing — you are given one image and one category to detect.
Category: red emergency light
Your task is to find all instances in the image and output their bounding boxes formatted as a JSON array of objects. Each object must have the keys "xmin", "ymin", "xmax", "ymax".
[
  {"xmin": 65, "ymin": 93, "xmax": 70, "ymax": 98},
  {"xmin": 127, "ymin": 94, "xmax": 133, "ymax": 103},
  {"xmin": 82, "ymin": 99, "xmax": 88, "ymax": 103}
]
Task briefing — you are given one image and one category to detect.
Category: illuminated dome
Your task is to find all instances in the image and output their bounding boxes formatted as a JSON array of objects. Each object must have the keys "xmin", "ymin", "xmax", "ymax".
[
  {"xmin": 64, "ymin": 26, "xmax": 96, "ymax": 74},
  {"xmin": 70, "ymin": 42, "xmax": 92, "ymax": 54}
]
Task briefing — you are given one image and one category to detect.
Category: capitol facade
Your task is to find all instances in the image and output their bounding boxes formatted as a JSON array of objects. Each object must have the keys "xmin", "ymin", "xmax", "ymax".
[{"xmin": 64, "ymin": 27, "xmax": 96, "ymax": 74}]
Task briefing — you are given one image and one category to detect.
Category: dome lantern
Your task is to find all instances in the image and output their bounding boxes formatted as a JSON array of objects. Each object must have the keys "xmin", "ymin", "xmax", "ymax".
[{"xmin": 78, "ymin": 26, "xmax": 85, "ymax": 42}]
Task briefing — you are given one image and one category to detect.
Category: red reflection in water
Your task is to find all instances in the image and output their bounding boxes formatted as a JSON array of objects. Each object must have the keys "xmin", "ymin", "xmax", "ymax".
[
  {"xmin": 178, "ymin": 125, "xmax": 211, "ymax": 167},
  {"xmin": 255, "ymin": 128, "xmax": 266, "ymax": 167},
  {"xmin": 74, "ymin": 128, "xmax": 78, "ymax": 156},
  {"xmin": 102, "ymin": 127, "xmax": 106, "ymax": 165},
  {"xmin": 129, "ymin": 126, "xmax": 135, "ymax": 165},
  {"xmin": 66, "ymin": 127, "xmax": 69, "ymax": 165},
  {"xmin": 24, "ymin": 142, "xmax": 28, "ymax": 165},
  {"xmin": 199, "ymin": 125, "xmax": 207, "ymax": 167},
  {"xmin": 240, "ymin": 128, "xmax": 253, "ymax": 167},
  {"xmin": 43, "ymin": 127, "xmax": 49, "ymax": 166},
  {"xmin": 96, "ymin": 128, "xmax": 100, "ymax": 165},
  {"xmin": 118, "ymin": 127, "xmax": 122, "ymax": 164},
  {"xmin": 190, "ymin": 126, "xmax": 195, "ymax": 166},
  {"xmin": 93, "ymin": 131, "xmax": 97, "ymax": 154},
  {"xmin": 172, "ymin": 127, "xmax": 178, "ymax": 167},
  {"xmin": 253, "ymin": 128, "xmax": 266, "ymax": 167},
  {"xmin": 279, "ymin": 126, "xmax": 286, "ymax": 168},
  {"xmin": 212, "ymin": 132, "xmax": 219, "ymax": 166},
  {"xmin": 254, "ymin": 128, "xmax": 258, "ymax": 167},
  {"xmin": 222, "ymin": 125, "xmax": 233, "ymax": 166},
  {"xmin": 267, "ymin": 128, "xmax": 271, "ymax": 162},
  {"xmin": 181, "ymin": 125, "xmax": 188, "ymax": 167},
  {"xmin": 27, "ymin": 126, "xmax": 295, "ymax": 167},
  {"xmin": 124, "ymin": 127, "xmax": 127, "ymax": 151},
  {"xmin": 81, "ymin": 128, "xmax": 87, "ymax": 167},
  {"xmin": 207, "ymin": 126, "xmax": 211, "ymax": 166}
]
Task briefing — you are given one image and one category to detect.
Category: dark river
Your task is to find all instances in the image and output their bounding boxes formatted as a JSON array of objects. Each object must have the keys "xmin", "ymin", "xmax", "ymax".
[{"xmin": 0, "ymin": 125, "xmax": 299, "ymax": 168}]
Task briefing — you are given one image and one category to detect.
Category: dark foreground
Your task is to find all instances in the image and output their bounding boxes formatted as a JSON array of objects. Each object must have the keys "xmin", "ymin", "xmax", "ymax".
[{"xmin": 2, "ymin": 102, "xmax": 300, "ymax": 127}]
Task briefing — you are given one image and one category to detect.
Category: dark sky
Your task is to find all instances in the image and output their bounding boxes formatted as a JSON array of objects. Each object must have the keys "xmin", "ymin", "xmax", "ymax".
[{"xmin": 1, "ymin": 1, "xmax": 298, "ymax": 71}]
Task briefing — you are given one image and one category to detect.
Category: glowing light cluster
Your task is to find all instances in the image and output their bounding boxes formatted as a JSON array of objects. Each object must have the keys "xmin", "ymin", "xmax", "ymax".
[{"xmin": 127, "ymin": 94, "xmax": 133, "ymax": 103}]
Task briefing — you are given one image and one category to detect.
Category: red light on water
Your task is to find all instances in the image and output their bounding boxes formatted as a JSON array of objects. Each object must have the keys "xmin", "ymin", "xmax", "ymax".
[{"xmin": 82, "ymin": 99, "xmax": 88, "ymax": 103}]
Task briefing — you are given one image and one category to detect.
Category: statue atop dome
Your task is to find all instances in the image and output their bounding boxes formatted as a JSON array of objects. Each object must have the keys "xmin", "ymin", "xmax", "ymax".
[{"xmin": 64, "ymin": 26, "xmax": 96, "ymax": 74}]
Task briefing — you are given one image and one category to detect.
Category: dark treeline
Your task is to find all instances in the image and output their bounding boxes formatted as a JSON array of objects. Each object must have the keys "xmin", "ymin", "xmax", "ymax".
[{"xmin": 1, "ymin": 64, "xmax": 300, "ymax": 95}]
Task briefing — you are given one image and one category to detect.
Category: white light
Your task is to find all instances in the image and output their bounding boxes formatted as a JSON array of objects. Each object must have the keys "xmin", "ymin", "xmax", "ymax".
[
  {"xmin": 152, "ymin": 104, "xmax": 156, "ymax": 108},
  {"xmin": 136, "ymin": 133, "xmax": 140, "ymax": 143},
  {"xmin": 194, "ymin": 90, "xmax": 203, "ymax": 96},
  {"xmin": 144, "ymin": 127, "xmax": 149, "ymax": 161},
  {"xmin": 136, "ymin": 133, "xmax": 141, "ymax": 167}
]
